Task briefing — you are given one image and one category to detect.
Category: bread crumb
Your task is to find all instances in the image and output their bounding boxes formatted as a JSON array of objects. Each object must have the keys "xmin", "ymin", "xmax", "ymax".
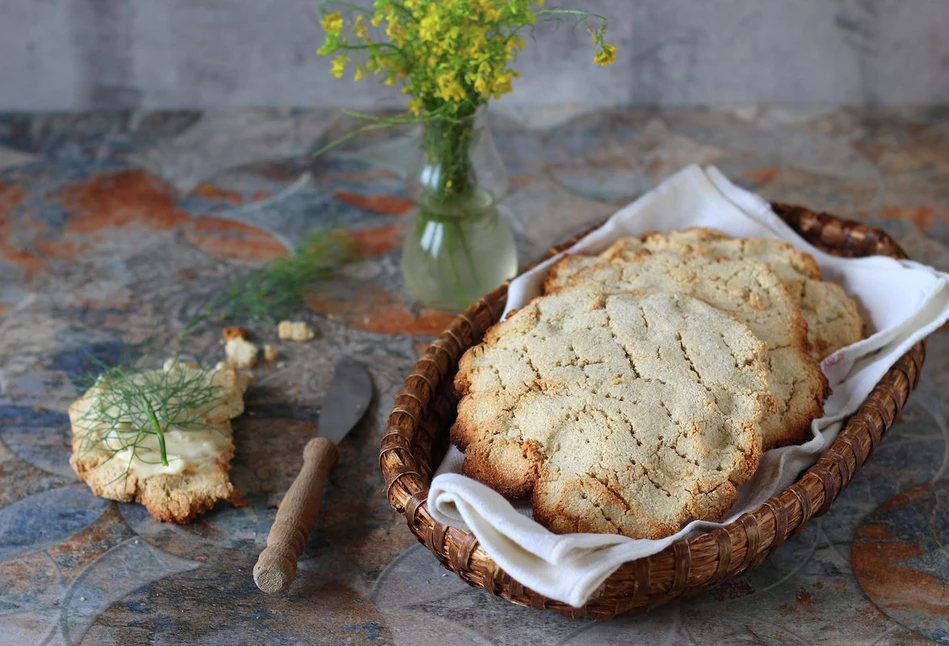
[
  {"xmin": 278, "ymin": 320, "xmax": 315, "ymax": 342},
  {"xmin": 263, "ymin": 345, "xmax": 278, "ymax": 362},
  {"xmin": 225, "ymin": 337, "xmax": 258, "ymax": 369},
  {"xmin": 222, "ymin": 326, "xmax": 249, "ymax": 341}
]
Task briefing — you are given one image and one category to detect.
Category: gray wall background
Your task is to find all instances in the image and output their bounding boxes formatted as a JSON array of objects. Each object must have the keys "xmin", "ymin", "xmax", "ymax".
[{"xmin": 1, "ymin": 0, "xmax": 948, "ymax": 111}]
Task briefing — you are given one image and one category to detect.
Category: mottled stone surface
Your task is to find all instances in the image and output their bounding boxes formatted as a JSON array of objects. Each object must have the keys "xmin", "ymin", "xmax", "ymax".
[
  {"xmin": 1, "ymin": 106, "xmax": 948, "ymax": 644},
  {"xmin": 854, "ymin": 482, "xmax": 949, "ymax": 644}
]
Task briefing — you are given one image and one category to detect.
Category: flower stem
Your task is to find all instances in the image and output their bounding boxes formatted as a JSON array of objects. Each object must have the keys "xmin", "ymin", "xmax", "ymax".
[
  {"xmin": 446, "ymin": 228, "xmax": 468, "ymax": 309},
  {"xmin": 142, "ymin": 397, "xmax": 168, "ymax": 467},
  {"xmin": 420, "ymin": 112, "xmax": 478, "ymax": 202},
  {"xmin": 452, "ymin": 220, "xmax": 480, "ymax": 298},
  {"xmin": 419, "ymin": 112, "xmax": 483, "ymax": 307}
]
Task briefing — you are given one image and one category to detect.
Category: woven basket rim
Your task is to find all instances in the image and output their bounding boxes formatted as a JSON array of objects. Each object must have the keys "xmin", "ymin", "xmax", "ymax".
[{"xmin": 380, "ymin": 203, "xmax": 926, "ymax": 619}]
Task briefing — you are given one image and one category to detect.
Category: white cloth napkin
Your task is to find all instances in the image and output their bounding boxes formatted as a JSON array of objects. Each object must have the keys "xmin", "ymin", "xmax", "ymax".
[{"xmin": 428, "ymin": 165, "xmax": 949, "ymax": 608}]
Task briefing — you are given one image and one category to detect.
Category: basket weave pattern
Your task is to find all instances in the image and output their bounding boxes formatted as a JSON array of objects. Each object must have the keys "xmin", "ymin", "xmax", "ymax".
[{"xmin": 380, "ymin": 205, "xmax": 926, "ymax": 619}]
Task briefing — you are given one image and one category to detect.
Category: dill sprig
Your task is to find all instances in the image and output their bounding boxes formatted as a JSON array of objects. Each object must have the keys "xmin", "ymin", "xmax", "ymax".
[
  {"xmin": 181, "ymin": 227, "xmax": 354, "ymax": 335},
  {"xmin": 72, "ymin": 361, "xmax": 226, "ymax": 484}
]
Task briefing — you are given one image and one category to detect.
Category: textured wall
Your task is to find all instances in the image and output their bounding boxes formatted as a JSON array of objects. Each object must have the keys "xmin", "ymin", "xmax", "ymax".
[{"xmin": 1, "ymin": 0, "xmax": 948, "ymax": 110}]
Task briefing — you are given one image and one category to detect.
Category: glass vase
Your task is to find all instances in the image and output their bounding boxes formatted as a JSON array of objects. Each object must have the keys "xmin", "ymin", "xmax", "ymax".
[{"xmin": 401, "ymin": 107, "xmax": 518, "ymax": 312}]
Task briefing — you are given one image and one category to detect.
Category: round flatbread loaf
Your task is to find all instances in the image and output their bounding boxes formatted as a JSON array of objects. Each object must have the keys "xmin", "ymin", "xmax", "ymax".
[
  {"xmin": 600, "ymin": 228, "xmax": 863, "ymax": 360},
  {"xmin": 546, "ymin": 252, "xmax": 829, "ymax": 449},
  {"xmin": 452, "ymin": 288, "xmax": 772, "ymax": 539}
]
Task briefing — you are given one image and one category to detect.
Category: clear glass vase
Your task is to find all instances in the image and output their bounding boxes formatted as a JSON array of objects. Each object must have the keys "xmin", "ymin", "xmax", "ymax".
[{"xmin": 401, "ymin": 107, "xmax": 518, "ymax": 313}]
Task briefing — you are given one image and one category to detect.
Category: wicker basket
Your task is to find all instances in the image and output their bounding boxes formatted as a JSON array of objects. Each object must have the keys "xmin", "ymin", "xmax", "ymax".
[{"xmin": 380, "ymin": 204, "xmax": 927, "ymax": 619}]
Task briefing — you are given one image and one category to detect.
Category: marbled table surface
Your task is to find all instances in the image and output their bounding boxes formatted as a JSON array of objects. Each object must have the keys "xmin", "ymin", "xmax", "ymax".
[{"xmin": 1, "ymin": 106, "xmax": 948, "ymax": 645}]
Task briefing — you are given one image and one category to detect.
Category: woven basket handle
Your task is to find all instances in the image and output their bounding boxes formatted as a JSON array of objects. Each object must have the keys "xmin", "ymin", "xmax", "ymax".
[{"xmin": 253, "ymin": 437, "xmax": 339, "ymax": 593}]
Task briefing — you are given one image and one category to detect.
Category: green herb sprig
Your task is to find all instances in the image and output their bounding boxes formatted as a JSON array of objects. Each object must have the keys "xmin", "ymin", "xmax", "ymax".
[
  {"xmin": 181, "ymin": 227, "xmax": 354, "ymax": 335},
  {"xmin": 72, "ymin": 361, "xmax": 224, "ymax": 483}
]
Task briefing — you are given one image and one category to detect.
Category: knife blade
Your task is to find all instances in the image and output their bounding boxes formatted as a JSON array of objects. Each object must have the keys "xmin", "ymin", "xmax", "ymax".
[
  {"xmin": 253, "ymin": 358, "xmax": 372, "ymax": 594},
  {"xmin": 317, "ymin": 358, "xmax": 372, "ymax": 444}
]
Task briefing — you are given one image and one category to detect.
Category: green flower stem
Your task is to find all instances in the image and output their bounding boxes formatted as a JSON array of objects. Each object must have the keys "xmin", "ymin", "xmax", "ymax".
[
  {"xmin": 311, "ymin": 115, "xmax": 419, "ymax": 158},
  {"xmin": 535, "ymin": 8, "xmax": 610, "ymax": 24},
  {"xmin": 142, "ymin": 397, "xmax": 168, "ymax": 467},
  {"xmin": 415, "ymin": 112, "xmax": 488, "ymax": 309},
  {"xmin": 421, "ymin": 113, "xmax": 478, "ymax": 199},
  {"xmin": 445, "ymin": 225, "xmax": 468, "ymax": 309},
  {"xmin": 452, "ymin": 219, "xmax": 480, "ymax": 298}
]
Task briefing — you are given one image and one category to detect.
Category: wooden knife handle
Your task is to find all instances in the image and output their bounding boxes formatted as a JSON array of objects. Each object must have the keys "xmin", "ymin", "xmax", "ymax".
[{"xmin": 253, "ymin": 436, "xmax": 339, "ymax": 594}]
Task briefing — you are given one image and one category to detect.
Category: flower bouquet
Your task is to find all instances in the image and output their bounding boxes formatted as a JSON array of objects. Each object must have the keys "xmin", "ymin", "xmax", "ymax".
[{"xmin": 319, "ymin": 0, "xmax": 615, "ymax": 311}]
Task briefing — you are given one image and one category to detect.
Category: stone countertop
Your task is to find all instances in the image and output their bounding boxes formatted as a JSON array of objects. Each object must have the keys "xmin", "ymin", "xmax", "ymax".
[{"xmin": 1, "ymin": 106, "xmax": 948, "ymax": 645}]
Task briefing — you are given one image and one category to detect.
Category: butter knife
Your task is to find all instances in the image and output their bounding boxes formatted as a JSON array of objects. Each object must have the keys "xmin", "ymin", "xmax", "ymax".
[{"xmin": 253, "ymin": 358, "xmax": 372, "ymax": 593}]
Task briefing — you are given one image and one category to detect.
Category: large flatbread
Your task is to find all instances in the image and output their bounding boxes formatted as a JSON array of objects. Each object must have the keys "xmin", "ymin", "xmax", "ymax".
[{"xmin": 452, "ymin": 288, "xmax": 772, "ymax": 539}]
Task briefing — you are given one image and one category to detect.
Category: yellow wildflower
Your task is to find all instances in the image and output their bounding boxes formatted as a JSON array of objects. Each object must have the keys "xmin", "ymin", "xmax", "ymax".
[
  {"xmin": 506, "ymin": 35, "xmax": 525, "ymax": 53},
  {"xmin": 481, "ymin": 4, "xmax": 502, "ymax": 22},
  {"xmin": 594, "ymin": 43, "xmax": 616, "ymax": 66},
  {"xmin": 317, "ymin": 0, "xmax": 611, "ymax": 119},
  {"xmin": 354, "ymin": 15, "xmax": 367, "ymax": 39},
  {"xmin": 321, "ymin": 11, "xmax": 343, "ymax": 33},
  {"xmin": 331, "ymin": 54, "xmax": 347, "ymax": 78},
  {"xmin": 418, "ymin": 15, "xmax": 437, "ymax": 42}
]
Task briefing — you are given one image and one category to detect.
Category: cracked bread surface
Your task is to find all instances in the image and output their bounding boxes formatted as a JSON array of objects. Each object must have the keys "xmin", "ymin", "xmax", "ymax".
[
  {"xmin": 601, "ymin": 228, "xmax": 823, "ymax": 282},
  {"xmin": 601, "ymin": 228, "xmax": 863, "ymax": 360},
  {"xmin": 546, "ymin": 252, "xmax": 828, "ymax": 448},
  {"xmin": 799, "ymin": 278, "xmax": 864, "ymax": 359},
  {"xmin": 452, "ymin": 288, "xmax": 771, "ymax": 539}
]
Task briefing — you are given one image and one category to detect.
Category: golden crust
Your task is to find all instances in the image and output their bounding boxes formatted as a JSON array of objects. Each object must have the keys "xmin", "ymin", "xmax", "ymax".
[{"xmin": 70, "ymin": 437, "xmax": 246, "ymax": 523}]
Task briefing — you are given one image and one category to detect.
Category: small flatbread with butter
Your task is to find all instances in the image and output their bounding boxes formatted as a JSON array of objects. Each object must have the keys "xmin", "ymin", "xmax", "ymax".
[{"xmin": 69, "ymin": 360, "xmax": 253, "ymax": 523}]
